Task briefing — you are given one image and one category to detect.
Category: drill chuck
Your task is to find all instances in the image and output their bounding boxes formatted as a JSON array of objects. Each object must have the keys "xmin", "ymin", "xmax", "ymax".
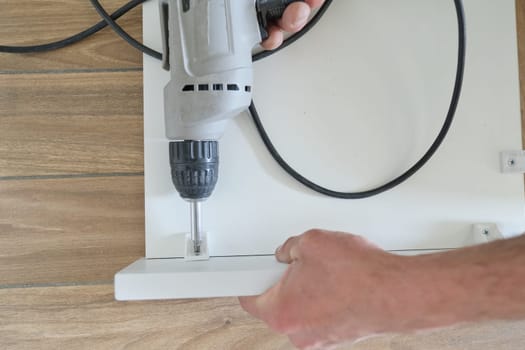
[{"xmin": 169, "ymin": 140, "xmax": 219, "ymax": 201}]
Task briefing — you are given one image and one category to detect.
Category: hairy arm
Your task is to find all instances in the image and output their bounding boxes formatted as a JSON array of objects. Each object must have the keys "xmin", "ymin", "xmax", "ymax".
[
  {"xmin": 412, "ymin": 233, "xmax": 525, "ymax": 326},
  {"xmin": 239, "ymin": 230, "xmax": 525, "ymax": 349}
]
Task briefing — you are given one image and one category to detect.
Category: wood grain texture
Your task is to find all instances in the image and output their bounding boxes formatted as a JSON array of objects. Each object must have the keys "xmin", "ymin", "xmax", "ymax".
[
  {"xmin": 0, "ymin": 0, "xmax": 143, "ymax": 71},
  {"xmin": 0, "ymin": 286, "xmax": 291, "ymax": 350},
  {"xmin": 0, "ymin": 177, "xmax": 144, "ymax": 286},
  {"xmin": 1, "ymin": 285, "xmax": 524, "ymax": 350},
  {"xmin": 0, "ymin": 71, "xmax": 143, "ymax": 176}
]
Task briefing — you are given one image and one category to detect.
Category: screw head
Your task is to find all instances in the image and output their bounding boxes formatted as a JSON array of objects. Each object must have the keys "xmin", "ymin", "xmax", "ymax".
[
  {"xmin": 482, "ymin": 229, "xmax": 490, "ymax": 236},
  {"xmin": 508, "ymin": 159, "xmax": 516, "ymax": 167}
]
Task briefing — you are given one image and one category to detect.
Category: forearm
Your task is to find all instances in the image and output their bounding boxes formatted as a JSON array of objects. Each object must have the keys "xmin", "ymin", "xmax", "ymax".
[
  {"xmin": 403, "ymin": 234, "xmax": 525, "ymax": 331},
  {"xmin": 240, "ymin": 230, "xmax": 525, "ymax": 348}
]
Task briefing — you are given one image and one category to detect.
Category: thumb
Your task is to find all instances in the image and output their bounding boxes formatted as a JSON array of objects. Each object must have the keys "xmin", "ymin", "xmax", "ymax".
[
  {"xmin": 275, "ymin": 235, "xmax": 301, "ymax": 263},
  {"xmin": 239, "ymin": 277, "xmax": 284, "ymax": 321},
  {"xmin": 239, "ymin": 295, "xmax": 261, "ymax": 318}
]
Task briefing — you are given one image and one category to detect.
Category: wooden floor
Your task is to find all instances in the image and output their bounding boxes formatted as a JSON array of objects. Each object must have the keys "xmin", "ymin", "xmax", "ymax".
[{"xmin": 0, "ymin": 1, "xmax": 524, "ymax": 349}]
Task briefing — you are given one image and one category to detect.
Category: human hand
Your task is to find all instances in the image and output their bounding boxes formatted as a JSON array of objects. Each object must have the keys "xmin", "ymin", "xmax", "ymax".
[
  {"xmin": 261, "ymin": 0, "xmax": 326, "ymax": 50},
  {"xmin": 239, "ymin": 229, "xmax": 424, "ymax": 349}
]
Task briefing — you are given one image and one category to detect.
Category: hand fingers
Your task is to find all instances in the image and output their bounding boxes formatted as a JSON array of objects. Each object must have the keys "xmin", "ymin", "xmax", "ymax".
[
  {"xmin": 239, "ymin": 295, "xmax": 261, "ymax": 318},
  {"xmin": 261, "ymin": 0, "xmax": 327, "ymax": 49},
  {"xmin": 261, "ymin": 25, "xmax": 284, "ymax": 50},
  {"xmin": 281, "ymin": 0, "xmax": 327, "ymax": 32},
  {"xmin": 289, "ymin": 326, "xmax": 343, "ymax": 350},
  {"xmin": 305, "ymin": 0, "xmax": 326, "ymax": 9},
  {"xmin": 239, "ymin": 279, "xmax": 283, "ymax": 321},
  {"xmin": 289, "ymin": 331, "xmax": 333, "ymax": 350},
  {"xmin": 278, "ymin": 2, "xmax": 311, "ymax": 33},
  {"xmin": 275, "ymin": 235, "xmax": 301, "ymax": 263}
]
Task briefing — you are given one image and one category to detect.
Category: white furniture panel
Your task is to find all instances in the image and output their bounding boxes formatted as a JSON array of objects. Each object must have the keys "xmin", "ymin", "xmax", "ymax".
[{"xmin": 115, "ymin": 0, "xmax": 524, "ymax": 300}]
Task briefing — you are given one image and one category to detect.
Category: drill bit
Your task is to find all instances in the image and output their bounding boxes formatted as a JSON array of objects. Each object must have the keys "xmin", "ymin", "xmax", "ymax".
[{"xmin": 190, "ymin": 200, "xmax": 202, "ymax": 254}]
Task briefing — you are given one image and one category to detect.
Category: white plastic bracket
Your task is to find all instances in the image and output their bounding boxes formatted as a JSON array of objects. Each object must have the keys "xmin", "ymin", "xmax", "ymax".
[
  {"xmin": 473, "ymin": 223, "xmax": 504, "ymax": 243},
  {"xmin": 500, "ymin": 150, "xmax": 525, "ymax": 173},
  {"xmin": 184, "ymin": 232, "xmax": 209, "ymax": 261}
]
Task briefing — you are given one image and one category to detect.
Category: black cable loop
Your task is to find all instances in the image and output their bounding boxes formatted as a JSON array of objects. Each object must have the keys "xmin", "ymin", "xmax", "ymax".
[
  {"xmin": 89, "ymin": 0, "xmax": 162, "ymax": 60},
  {"xmin": 250, "ymin": 0, "xmax": 466, "ymax": 198},
  {"xmin": 1, "ymin": 0, "xmax": 465, "ymax": 200}
]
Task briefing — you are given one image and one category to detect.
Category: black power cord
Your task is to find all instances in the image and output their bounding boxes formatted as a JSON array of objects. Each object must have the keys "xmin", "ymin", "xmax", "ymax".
[
  {"xmin": 89, "ymin": 0, "xmax": 162, "ymax": 60},
  {"xmin": 252, "ymin": 1, "xmax": 466, "ymax": 198},
  {"xmin": 1, "ymin": 0, "xmax": 465, "ymax": 200},
  {"xmin": 0, "ymin": 0, "xmax": 147, "ymax": 53}
]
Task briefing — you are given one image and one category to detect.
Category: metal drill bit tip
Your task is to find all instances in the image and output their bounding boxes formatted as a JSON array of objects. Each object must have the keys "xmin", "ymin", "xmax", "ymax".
[{"xmin": 190, "ymin": 201, "xmax": 202, "ymax": 254}]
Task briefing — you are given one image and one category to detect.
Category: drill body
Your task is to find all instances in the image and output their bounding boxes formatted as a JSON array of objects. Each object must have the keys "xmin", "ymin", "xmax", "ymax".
[
  {"xmin": 159, "ymin": 0, "xmax": 299, "ymax": 254},
  {"xmin": 161, "ymin": 0, "xmax": 262, "ymax": 142}
]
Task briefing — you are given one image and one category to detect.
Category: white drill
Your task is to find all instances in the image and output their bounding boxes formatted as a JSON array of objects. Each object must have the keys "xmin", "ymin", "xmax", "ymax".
[{"xmin": 159, "ymin": 0, "xmax": 301, "ymax": 254}]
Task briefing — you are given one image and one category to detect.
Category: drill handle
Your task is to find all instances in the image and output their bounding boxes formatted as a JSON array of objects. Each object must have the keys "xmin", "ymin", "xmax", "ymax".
[{"xmin": 256, "ymin": 0, "xmax": 305, "ymax": 41}]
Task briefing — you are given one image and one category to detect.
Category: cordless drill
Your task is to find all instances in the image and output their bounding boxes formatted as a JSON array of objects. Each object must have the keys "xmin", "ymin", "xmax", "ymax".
[{"xmin": 159, "ymin": 0, "xmax": 302, "ymax": 255}]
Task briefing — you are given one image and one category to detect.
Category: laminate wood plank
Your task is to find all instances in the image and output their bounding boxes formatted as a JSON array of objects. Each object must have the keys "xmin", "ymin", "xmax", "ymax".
[
  {"xmin": 1, "ymin": 284, "xmax": 524, "ymax": 350},
  {"xmin": 0, "ymin": 177, "xmax": 144, "ymax": 286},
  {"xmin": 0, "ymin": 0, "xmax": 143, "ymax": 71},
  {"xmin": 0, "ymin": 72, "xmax": 143, "ymax": 176},
  {"xmin": 0, "ymin": 285, "xmax": 291, "ymax": 350}
]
